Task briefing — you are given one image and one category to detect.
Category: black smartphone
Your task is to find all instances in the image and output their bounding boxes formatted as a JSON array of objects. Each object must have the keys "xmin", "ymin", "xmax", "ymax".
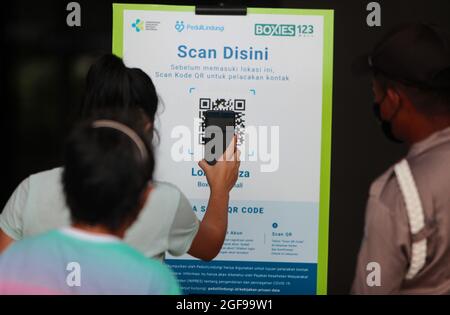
[{"xmin": 203, "ymin": 110, "xmax": 236, "ymax": 165}]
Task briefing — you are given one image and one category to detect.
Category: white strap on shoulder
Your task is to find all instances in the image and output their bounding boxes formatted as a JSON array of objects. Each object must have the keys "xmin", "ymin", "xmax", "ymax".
[{"xmin": 394, "ymin": 159, "xmax": 427, "ymax": 280}]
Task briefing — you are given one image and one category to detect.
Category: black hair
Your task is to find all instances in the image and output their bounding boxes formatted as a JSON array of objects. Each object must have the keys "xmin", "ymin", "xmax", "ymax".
[
  {"xmin": 62, "ymin": 111, "xmax": 154, "ymax": 232},
  {"xmin": 81, "ymin": 54, "xmax": 159, "ymax": 124}
]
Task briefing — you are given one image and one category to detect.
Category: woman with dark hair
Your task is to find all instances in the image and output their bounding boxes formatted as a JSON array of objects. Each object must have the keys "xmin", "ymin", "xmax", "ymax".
[
  {"xmin": 0, "ymin": 115, "xmax": 181, "ymax": 294},
  {"xmin": 81, "ymin": 54, "xmax": 159, "ymax": 123},
  {"xmin": 0, "ymin": 54, "xmax": 240, "ymax": 262}
]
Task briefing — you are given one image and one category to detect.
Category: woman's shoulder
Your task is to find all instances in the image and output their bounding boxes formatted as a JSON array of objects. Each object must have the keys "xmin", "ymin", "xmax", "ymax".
[
  {"xmin": 140, "ymin": 181, "xmax": 192, "ymax": 218},
  {"xmin": 28, "ymin": 167, "xmax": 63, "ymax": 185},
  {"xmin": 151, "ymin": 181, "xmax": 184, "ymax": 199}
]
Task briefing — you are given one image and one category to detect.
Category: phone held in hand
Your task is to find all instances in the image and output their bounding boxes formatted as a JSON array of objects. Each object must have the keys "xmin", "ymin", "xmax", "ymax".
[{"xmin": 203, "ymin": 110, "xmax": 236, "ymax": 166}]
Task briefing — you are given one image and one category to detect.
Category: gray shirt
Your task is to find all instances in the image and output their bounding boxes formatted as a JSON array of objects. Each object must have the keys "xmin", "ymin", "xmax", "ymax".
[
  {"xmin": 0, "ymin": 167, "xmax": 200, "ymax": 261},
  {"xmin": 352, "ymin": 126, "xmax": 450, "ymax": 294}
]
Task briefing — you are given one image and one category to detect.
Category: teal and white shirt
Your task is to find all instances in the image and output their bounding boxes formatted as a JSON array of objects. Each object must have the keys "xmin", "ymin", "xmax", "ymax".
[
  {"xmin": 0, "ymin": 167, "xmax": 200, "ymax": 261},
  {"xmin": 0, "ymin": 228, "xmax": 181, "ymax": 295}
]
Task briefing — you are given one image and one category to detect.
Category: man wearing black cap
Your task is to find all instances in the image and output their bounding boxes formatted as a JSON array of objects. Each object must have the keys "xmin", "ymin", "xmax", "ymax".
[{"xmin": 352, "ymin": 23, "xmax": 450, "ymax": 294}]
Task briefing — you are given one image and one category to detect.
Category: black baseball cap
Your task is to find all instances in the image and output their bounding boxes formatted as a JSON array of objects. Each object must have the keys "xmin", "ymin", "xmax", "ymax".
[{"xmin": 353, "ymin": 23, "xmax": 450, "ymax": 90}]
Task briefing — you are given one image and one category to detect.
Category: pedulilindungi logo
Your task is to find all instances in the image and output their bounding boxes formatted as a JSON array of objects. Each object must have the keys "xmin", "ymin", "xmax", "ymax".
[
  {"xmin": 175, "ymin": 21, "xmax": 185, "ymax": 32},
  {"xmin": 175, "ymin": 20, "xmax": 224, "ymax": 33}
]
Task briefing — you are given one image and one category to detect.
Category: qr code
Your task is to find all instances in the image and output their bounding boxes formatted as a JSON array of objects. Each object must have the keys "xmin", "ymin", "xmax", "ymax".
[{"xmin": 198, "ymin": 98, "xmax": 246, "ymax": 145}]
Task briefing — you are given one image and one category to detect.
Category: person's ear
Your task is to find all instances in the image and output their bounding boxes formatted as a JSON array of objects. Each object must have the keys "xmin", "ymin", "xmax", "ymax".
[
  {"xmin": 384, "ymin": 87, "xmax": 401, "ymax": 116},
  {"xmin": 144, "ymin": 122, "xmax": 153, "ymax": 132}
]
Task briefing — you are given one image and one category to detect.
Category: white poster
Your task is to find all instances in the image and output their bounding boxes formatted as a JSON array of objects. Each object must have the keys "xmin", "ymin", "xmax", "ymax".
[{"xmin": 113, "ymin": 4, "xmax": 333, "ymax": 295}]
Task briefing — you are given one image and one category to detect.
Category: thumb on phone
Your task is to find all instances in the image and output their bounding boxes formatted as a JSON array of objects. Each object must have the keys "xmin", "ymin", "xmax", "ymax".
[
  {"xmin": 222, "ymin": 134, "xmax": 237, "ymax": 162},
  {"xmin": 198, "ymin": 159, "xmax": 211, "ymax": 173}
]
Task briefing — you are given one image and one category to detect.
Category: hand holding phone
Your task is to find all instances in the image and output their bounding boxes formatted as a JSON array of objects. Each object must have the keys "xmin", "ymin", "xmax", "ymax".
[
  {"xmin": 198, "ymin": 134, "xmax": 241, "ymax": 195},
  {"xmin": 203, "ymin": 110, "xmax": 236, "ymax": 165}
]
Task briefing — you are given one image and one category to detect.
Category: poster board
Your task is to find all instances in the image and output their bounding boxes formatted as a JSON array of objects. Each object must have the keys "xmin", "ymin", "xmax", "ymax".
[{"xmin": 113, "ymin": 3, "xmax": 333, "ymax": 295}]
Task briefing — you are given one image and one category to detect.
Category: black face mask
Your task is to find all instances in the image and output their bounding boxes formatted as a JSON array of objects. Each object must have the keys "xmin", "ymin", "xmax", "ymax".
[{"xmin": 372, "ymin": 98, "xmax": 403, "ymax": 144}]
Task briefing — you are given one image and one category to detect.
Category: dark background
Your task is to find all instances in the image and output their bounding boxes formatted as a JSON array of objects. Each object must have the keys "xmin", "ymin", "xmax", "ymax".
[{"xmin": 1, "ymin": 0, "xmax": 450, "ymax": 294}]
